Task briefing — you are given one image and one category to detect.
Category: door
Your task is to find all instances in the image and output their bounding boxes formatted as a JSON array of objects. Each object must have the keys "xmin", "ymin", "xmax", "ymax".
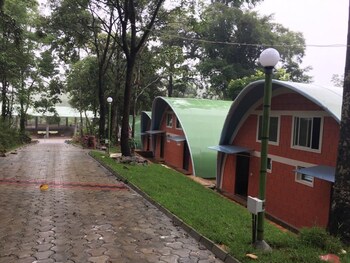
[
  {"xmin": 234, "ymin": 153, "xmax": 250, "ymax": 198},
  {"xmin": 160, "ymin": 134, "xmax": 164, "ymax": 158},
  {"xmin": 183, "ymin": 141, "xmax": 190, "ymax": 170}
]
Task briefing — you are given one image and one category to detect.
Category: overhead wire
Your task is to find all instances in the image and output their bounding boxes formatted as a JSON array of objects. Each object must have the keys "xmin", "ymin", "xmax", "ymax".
[{"xmin": 156, "ymin": 32, "xmax": 348, "ymax": 49}]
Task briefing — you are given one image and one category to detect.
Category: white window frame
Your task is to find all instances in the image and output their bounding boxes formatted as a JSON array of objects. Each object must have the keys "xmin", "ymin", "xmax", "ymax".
[
  {"xmin": 295, "ymin": 166, "xmax": 314, "ymax": 187},
  {"xmin": 166, "ymin": 113, "xmax": 173, "ymax": 128},
  {"xmin": 256, "ymin": 114, "xmax": 280, "ymax": 146},
  {"xmin": 175, "ymin": 118, "xmax": 182, "ymax": 130},
  {"xmin": 291, "ymin": 115, "xmax": 323, "ymax": 153}
]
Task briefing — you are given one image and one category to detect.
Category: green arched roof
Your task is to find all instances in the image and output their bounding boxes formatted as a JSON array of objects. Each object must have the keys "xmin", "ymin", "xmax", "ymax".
[
  {"xmin": 151, "ymin": 97, "xmax": 232, "ymax": 178},
  {"xmin": 141, "ymin": 111, "xmax": 152, "ymax": 133},
  {"xmin": 220, "ymin": 80, "xmax": 343, "ymax": 145}
]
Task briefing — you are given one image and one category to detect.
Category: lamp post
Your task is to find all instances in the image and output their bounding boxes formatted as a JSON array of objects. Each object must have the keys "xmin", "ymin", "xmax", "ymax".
[
  {"xmin": 107, "ymin": 97, "xmax": 113, "ymax": 155},
  {"xmin": 255, "ymin": 48, "xmax": 280, "ymax": 250}
]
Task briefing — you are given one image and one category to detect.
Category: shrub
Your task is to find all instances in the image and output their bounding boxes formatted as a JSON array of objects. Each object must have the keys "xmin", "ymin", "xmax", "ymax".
[
  {"xmin": 300, "ymin": 227, "xmax": 343, "ymax": 253},
  {"xmin": 0, "ymin": 122, "xmax": 30, "ymax": 152}
]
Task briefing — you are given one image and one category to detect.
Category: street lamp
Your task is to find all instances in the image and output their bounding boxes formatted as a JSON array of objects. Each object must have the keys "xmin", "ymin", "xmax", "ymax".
[
  {"xmin": 255, "ymin": 48, "xmax": 280, "ymax": 251},
  {"xmin": 107, "ymin": 97, "xmax": 113, "ymax": 155}
]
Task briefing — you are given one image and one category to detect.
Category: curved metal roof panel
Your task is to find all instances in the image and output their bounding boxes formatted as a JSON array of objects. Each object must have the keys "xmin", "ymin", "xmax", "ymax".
[
  {"xmin": 152, "ymin": 97, "xmax": 232, "ymax": 178},
  {"xmin": 220, "ymin": 80, "xmax": 343, "ymax": 145},
  {"xmin": 140, "ymin": 111, "xmax": 152, "ymax": 133}
]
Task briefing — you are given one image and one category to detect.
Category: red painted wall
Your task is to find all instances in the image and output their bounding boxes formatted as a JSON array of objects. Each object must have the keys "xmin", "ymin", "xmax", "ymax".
[
  {"xmin": 154, "ymin": 110, "xmax": 193, "ymax": 174},
  {"xmin": 221, "ymin": 92, "xmax": 338, "ymax": 229}
]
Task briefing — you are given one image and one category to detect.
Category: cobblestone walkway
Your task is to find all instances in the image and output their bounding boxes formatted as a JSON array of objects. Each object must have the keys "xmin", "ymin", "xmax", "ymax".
[{"xmin": 0, "ymin": 139, "xmax": 222, "ymax": 263}]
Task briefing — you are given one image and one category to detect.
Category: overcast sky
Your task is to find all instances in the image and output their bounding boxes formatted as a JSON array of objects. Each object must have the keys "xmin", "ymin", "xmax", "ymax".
[{"xmin": 254, "ymin": 0, "xmax": 349, "ymax": 87}]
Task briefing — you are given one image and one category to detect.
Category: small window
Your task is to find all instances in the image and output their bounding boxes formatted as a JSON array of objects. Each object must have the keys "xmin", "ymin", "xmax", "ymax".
[
  {"xmin": 267, "ymin": 158, "xmax": 272, "ymax": 172},
  {"xmin": 293, "ymin": 117, "xmax": 322, "ymax": 151},
  {"xmin": 176, "ymin": 118, "xmax": 182, "ymax": 129},
  {"xmin": 257, "ymin": 116, "xmax": 279, "ymax": 143},
  {"xmin": 166, "ymin": 113, "xmax": 173, "ymax": 128},
  {"xmin": 295, "ymin": 166, "xmax": 314, "ymax": 186}
]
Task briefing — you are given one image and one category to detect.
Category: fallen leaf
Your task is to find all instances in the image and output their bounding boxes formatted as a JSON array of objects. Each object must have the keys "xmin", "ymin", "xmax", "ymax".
[
  {"xmin": 246, "ymin": 253, "xmax": 258, "ymax": 260},
  {"xmin": 40, "ymin": 184, "xmax": 49, "ymax": 191}
]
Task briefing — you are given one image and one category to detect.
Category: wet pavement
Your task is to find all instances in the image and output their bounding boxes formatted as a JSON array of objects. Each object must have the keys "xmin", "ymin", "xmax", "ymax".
[{"xmin": 0, "ymin": 139, "xmax": 223, "ymax": 263}]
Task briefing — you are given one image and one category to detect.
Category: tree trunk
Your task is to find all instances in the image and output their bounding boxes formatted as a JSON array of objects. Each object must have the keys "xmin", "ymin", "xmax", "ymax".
[
  {"xmin": 1, "ymin": 80, "xmax": 7, "ymax": 121},
  {"xmin": 97, "ymin": 74, "xmax": 106, "ymax": 139},
  {"xmin": 19, "ymin": 111, "xmax": 25, "ymax": 133},
  {"xmin": 120, "ymin": 58, "xmax": 136, "ymax": 156},
  {"xmin": 111, "ymin": 100, "xmax": 117, "ymax": 145},
  {"xmin": 168, "ymin": 73, "xmax": 173, "ymax": 97},
  {"xmin": 328, "ymin": 0, "xmax": 350, "ymax": 243}
]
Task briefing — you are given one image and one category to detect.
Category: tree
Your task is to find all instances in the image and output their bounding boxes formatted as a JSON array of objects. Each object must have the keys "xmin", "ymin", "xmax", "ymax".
[
  {"xmin": 331, "ymin": 74, "xmax": 344, "ymax": 87},
  {"xmin": 0, "ymin": 0, "xmax": 22, "ymax": 121},
  {"xmin": 328, "ymin": 0, "xmax": 350, "ymax": 244},
  {"xmin": 66, "ymin": 56, "xmax": 99, "ymax": 135},
  {"xmin": 227, "ymin": 68, "xmax": 290, "ymax": 100},
  {"xmin": 191, "ymin": 2, "xmax": 310, "ymax": 99},
  {"xmin": 48, "ymin": 0, "xmax": 120, "ymax": 139},
  {"xmin": 0, "ymin": 0, "xmax": 57, "ymax": 133},
  {"xmin": 110, "ymin": 0, "xmax": 165, "ymax": 156}
]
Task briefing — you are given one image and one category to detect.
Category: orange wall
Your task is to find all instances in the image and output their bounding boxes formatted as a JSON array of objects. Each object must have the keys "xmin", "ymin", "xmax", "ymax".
[{"xmin": 221, "ymin": 92, "xmax": 338, "ymax": 229}]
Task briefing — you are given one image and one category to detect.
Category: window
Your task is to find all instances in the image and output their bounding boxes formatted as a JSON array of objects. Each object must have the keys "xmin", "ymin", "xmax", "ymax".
[
  {"xmin": 293, "ymin": 117, "xmax": 322, "ymax": 150},
  {"xmin": 267, "ymin": 158, "xmax": 272, "ymax": 172},
  {"xmin": 295, "ymin": 166, "xmax": 314, "ymax": 186},
  {"xmin": 176, "ymin": 118, "xmax": 182, "ymax": 129},
  {"xmin": 257, "ymin": 116, "xmax": 279, "ymax": 143},
  {"xmin": 166, "ymin": 113, "xmax": 173, "ymax": 127}
]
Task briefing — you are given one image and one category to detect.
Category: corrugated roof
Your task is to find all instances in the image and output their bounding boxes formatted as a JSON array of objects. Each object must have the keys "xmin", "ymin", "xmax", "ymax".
[
  {"xmin": 4, "ymin": 93, "xmax": 95, "ymax": 118},
  {"xmin": 25, "ymin": 106, "xmax": 95, "ymax": 118},
  {"xmin": 151, "ymin": 97, "xmax": 232, "ymax": 179},
  {"xmin": 220, "ymin": 80, "xmax": 342, "ymax": 145}
]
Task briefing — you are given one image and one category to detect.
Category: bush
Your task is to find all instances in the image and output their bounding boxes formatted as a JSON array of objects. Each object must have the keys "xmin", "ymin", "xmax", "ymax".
[
  {"xmin": 300, "ymin": 227, "xmax": 343, "ymax": 253},
  {"xmin": 0, "ymin": 122, "xmax": 31, "ymax": 152}
]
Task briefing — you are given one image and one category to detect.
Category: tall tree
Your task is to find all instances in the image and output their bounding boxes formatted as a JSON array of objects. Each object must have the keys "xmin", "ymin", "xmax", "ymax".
[
  {"xmin": 0, "ymin": 0, "xmax": 22, "ymax": 121},
  {"xmin": 328, "ymin": 0, "xmax": 350, "ymax": 244},
  {"xmin": 48, "ymin": 0, "xmax": 120, "ymax": 139},
  {"xmin": 111, "ymin": 0, "xmax": 165, "ymax": 156},
  {"xmin": 192, "ymin": 3, "xmax": 310, "ymax": 99}
]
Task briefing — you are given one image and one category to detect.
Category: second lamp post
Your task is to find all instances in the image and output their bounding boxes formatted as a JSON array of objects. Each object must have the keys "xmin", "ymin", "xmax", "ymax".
[{"xmin": 107, "ymin": 97, "xmax": 113, "ymax": 155}]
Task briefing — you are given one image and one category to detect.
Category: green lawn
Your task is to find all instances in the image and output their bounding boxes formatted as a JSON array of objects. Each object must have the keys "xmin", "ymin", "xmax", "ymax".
[{"xmin": 91, "ymin": 151, "xmax": 349, "ymax": 263}]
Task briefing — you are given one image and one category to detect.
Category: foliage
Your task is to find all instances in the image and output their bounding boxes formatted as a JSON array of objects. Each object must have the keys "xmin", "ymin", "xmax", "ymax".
[
  {"xmin": 0, "ymin": 121, "xmax": 30, "ymax": 153},
  {"xmin": 109, "ymin": 0, "xmax": 165, "ymax": 156},
  {"xmin": 331, "ymin": 74, "xmax": 344, "ymax": 87},
  {"xmin": 91, "ymin": 151, "xmax": 349, "ymax": 263},
  {"xmin": 190, "ymin": 2, "xmax": 311, "ymax": 99},
  {"xmin": 46, "ymin": 0, "xmax": 92, "ymax": 63},
  {"xmin": 227, "ymin": 68, "xmax": 290, "ymax": 100},
  {"xmin": 300, "ymin": 227, "xmax": 343, "ymax": 254},
  {"xmin": 66, "ymin": 56, "xmax": 99, "ymax": 114}
]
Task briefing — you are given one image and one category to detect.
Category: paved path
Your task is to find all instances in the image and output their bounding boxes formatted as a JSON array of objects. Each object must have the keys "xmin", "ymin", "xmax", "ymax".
[{"xmin": 0, "ymin": 139, "xmax": 222, "ymax": 263}]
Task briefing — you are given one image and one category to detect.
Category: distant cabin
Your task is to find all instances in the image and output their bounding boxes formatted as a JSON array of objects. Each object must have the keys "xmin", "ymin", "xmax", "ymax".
[{"xmin": 147, "ymin": 97, "xmax": 231, "ymax": 179}]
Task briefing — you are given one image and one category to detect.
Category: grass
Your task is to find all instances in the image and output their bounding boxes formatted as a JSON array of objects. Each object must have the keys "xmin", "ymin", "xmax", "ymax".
[{"xmin": 91, "ymin": 151, "xmax": 349, "ymax": 263}]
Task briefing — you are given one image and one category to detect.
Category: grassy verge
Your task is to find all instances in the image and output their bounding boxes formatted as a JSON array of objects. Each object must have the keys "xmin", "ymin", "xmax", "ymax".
[{"xmin": 91, "ymin": 151, "xmax": 349, "ymax": 263}]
